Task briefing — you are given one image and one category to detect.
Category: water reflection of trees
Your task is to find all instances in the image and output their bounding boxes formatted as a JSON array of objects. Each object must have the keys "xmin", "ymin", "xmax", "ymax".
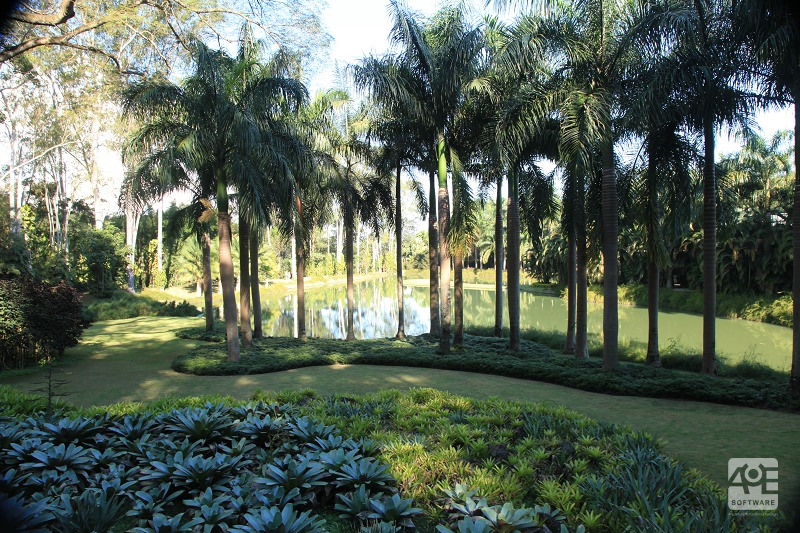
[{"xmin": 260, "ymin": 279, "xmax": 791, "ymax": 368}]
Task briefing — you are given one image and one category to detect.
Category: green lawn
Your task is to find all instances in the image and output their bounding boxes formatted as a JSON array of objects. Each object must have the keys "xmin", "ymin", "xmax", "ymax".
[{"xmin": 1, "ymin": 315, "xmax": 798, "ymax": 512}]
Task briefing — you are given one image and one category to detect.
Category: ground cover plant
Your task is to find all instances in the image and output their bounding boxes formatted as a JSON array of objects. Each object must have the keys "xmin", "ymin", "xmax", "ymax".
[
  {"xmin": 0, "ymin": 387, "xmax": 786, "ymax": 532},
  {"xmin": 172, "ymin": 333, "xmax": 797, "ymax": 412}
]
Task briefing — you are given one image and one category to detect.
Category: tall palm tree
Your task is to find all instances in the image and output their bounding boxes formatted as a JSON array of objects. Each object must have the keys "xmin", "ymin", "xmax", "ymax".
[
  {"xmin": 324, "ymin": 92, "xmax": 393, "ymax": 340},
  {"xmin": 355, "ymin": 1, "xmax": 483, "ymax": 354},
  {"xmin": 122, "ymin": 34, "xmax": 306, "ymax": 361},
  {"xmin": 498, "ymin": 0, "xmax": 684, "ymax": 366},
  {"xmin": 365, "ymin": 91, "xmax": 425, "ymax": 340},
  {"xmin": 353, "ymin": 31, "xmax": 441, "ymax": 339},
  {"xmin": 667, "ymin": 0, "xmax": 755, "ymax": 374},
  {"xmin": 736, "ymin": 0, "xmax": 799, "ymax": 391}
]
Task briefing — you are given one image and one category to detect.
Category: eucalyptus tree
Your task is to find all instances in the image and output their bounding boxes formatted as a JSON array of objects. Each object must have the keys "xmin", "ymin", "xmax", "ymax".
[
  {"xmin": 122, "ymin": 36, "xmax": 306, "ymax": 361},
  {"xmin": 734, "ymin": 0, "xmax": 799, "ymax": 391}
]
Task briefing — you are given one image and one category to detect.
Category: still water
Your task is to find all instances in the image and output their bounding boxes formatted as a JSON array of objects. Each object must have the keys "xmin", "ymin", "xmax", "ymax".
[{"xmin": 261, "ymin": 278, "xmax": 792, "ymax": 371}]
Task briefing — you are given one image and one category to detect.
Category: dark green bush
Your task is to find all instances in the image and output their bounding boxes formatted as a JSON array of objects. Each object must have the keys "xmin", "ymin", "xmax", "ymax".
[
  {"xmin": 0, "ymin": 278, "xmax": 88, "ymax": 370},
  {"xmin": 83, "ymin": 291, "xmax": 200, "ymax": 321}
]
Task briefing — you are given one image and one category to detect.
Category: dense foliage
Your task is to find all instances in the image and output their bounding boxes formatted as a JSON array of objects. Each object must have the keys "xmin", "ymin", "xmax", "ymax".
[
  {"xmin": 0, "ymin": 388, "xmax": 785, "ymax": 531},
  {"xmin": 171, "ymin": 333, "xmax": 796, "ymax": 412},
  {"xmin": 83, "ymin": 291, "xmax": 200, "ymax": 322},
  {"xmin": 0, "ymin": 278, "xmax": 87, "ymax": 370}
]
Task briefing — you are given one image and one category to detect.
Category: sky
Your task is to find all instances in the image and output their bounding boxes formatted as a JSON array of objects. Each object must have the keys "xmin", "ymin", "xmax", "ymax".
[{"xmin": 317, "ymin": 0, "xmax": 795, "ymax": 158}]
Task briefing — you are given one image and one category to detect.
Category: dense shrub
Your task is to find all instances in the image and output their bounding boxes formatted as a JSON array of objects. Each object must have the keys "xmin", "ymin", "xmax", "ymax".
[
  {"xmin": 0, "ymin": 278, "xmax": 88, "ymax": 369},
  {"xmin": 83, "ymin": 291, "xmax": 200, "ymax": 321},
  {"xmin": 71, "ymin": 226, "xmax": 128, "ymax": 297}
]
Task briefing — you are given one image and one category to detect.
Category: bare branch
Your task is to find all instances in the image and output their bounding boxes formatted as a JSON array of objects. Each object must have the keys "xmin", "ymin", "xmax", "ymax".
[
  {"xmin": 9, "ymin": 0, "xmax": 76, "ymax": 26},
  {"xmin": 2, "ymin": 139, "xmax": 81, "ymax": 180},
  {"xmin": 0, "ymin": 19, "xmax": 106, "ymax": 63}
]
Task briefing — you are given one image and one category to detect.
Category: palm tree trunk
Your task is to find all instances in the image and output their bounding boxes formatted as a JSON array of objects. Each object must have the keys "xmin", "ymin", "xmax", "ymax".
[
  {"xmin": 494, "ymin": 175, "xmax": 504, "ymax": 337},
  {"xmin": 575, "ymin": 169, "xmax": 589, "ymax": 359},
  {"xmin": 239, "ymin": 218, "xmax": 252, "ymax": 349},
  {"xmin": 217, "ymin": 187, "xmax": 240, "ymax": 362},
  {"xmin": 508, "ymin": 168, "xmax": 521, "ymax": 351},
  {"xmin": 295, "ymin": 196, "xmax": 307, "ymax": 341},
  {"xmin": 646, "ymin": 256, "xmax": 661, "ymax": 366},
  {"xmin": 792, "ymin": 99, "xmax": 800, "ymax": 395},
  {"xmin": 395, "ymin": 163, "xmax": 405, "ymax": 339},
  {"xmin": 576, "ymin": 222, "xmax": 589, "ymax": 359},
  {"xmin": 564, "ymin": 229, "xmax": 576, "ymax": 354},
  {"xmin": 701, "ymin": 113, "xmax": 716, "ymax": 374},
  {"xmin": 345, "ymin": 219, "xmax": 356, "ymax": 341},
  {"xmin": 646, "ymin": 147, "xmax": 661, "ymax": 367},
  {"xmin": 454, "ymin": 250, "xmax": 463, "ymax": 347},
  {"xmin": 437, "ymin": 135, "xmax": 451, "ymax": 354},
  {"xmin": 250, "ymin": 229, "xmax": 262, "ymax": 339},
  {"xmin": 601, "ymin": 139, "xmax": 619, "ymax": 370},
  {"xmin": 202, "ymin": 232, "xmax": 213, "ymax": 332},
  {"xmin": 429, "ymin": 169, "xmax": 441, "ymax": 336}
]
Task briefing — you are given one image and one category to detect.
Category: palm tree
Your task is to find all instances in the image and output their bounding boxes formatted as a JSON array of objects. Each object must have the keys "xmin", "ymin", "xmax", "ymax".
[
  {"xmin": 324, "ymin": 92, "xmax": 393, "ymax": 340},
  {"xmin": 355, "ymin": 2, "xmax": 483, "ymax": 354},
  {"xmin": 122, "ymin": 34, "xmax": 306, "ymax": 361},
  {"xmin": 364, "ymin": 88, "xmax": 424, "ymax": 340},
  {"xmin": 498, "ymin": 0, "xmax": 685, "ymax": 366},
  {"xmin": 736, "ymin": 0, "xmax": 799, "ymax": 391},
  {"xmin": 250, "ymin": 228, "xmax": 264, "ymax": 338},
  {"xmin": 666, "ymin": 0, "xmax": 756, "ymax": 374}
]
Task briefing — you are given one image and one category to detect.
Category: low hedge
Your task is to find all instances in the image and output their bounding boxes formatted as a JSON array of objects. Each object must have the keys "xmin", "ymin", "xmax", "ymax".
[{"xmin": 172, "ymin": 333, "xmax": 797, "ymax": 412}]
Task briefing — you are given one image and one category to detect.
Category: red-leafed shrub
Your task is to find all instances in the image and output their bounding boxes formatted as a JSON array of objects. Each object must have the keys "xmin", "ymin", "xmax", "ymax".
[{"xmin": 0, "ymin": 278, "xmax": 89, "ymax": 369}]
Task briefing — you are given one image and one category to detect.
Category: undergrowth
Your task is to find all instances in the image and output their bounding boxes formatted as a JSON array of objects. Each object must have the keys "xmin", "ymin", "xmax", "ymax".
[{"xmin": 0, "ymin": 387, "xmax": 788, "ymax": 531}]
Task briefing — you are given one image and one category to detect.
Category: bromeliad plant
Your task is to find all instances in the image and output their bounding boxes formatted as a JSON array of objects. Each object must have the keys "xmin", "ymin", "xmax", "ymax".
[
  {"xmin": 0, "ymin": 401, "xmax": 418, "ymax": 532},
  {"xmin": 0, "ymin": 388, "xmax": 787, "ymax": 532}
]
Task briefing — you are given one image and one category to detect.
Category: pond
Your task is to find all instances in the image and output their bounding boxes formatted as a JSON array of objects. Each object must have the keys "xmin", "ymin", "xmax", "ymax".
[{"xmin": 260, "ymin": 277, "xmax": 792, "ymax": 372}]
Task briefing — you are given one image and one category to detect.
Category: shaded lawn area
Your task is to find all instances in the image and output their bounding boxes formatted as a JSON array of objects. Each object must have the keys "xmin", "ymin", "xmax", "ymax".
[{"xmin": 1, "ymin": 315, "xmax": 798, "ymax": 512}]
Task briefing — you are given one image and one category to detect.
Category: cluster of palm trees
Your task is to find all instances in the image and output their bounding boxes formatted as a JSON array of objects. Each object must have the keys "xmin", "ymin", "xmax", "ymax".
[{"xmin": 121, "ymin": 0, "xmax": 799, "ymax": 392}]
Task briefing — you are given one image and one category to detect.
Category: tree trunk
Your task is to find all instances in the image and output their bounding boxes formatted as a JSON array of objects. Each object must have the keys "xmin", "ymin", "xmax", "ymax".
[
  {"xmin": 336, "ymin": 216, "xmax": 344, "ymax": 267},
  {"xmin": 202, "ymin": 232, "xmax": 213, "ymax": 332},
  {"xmin": 157, "ymin": 196, "xmax": 163, "ymax": 275},
  {"xmin": 564, "ymin": 229, "xmax": 576, "ymax": 354},
  {"xmin": 454, "ymin": 249, "xmax": 463, "ymax": 348},
  {"xmin": 792, "ymin": 98, "xmax": 800, "ymax": 395},
  {"xmin": 239, "ymin": 217, "xmax": 252, "ymax": 349},
  {"xmin": 250, "ymin": 229, "xmax": 262, "ymax": 339},
  {"xmin": 395, "ymin": 163, "xmax": 405, "ymax": 339},
  {"xmin": 601, "ymin": 138, "xmax": 619, "ymax": 370},
  {"xmin": 645, "ymin": 144, "xmax": 661, "ymax": 367},
  {"xmin": 429, "ymin": 169, "xmax": 441, "ymax": 336},
  {"xmin": 437, "ymin": 135, "xmax": 451, "ymax": 354},
  {"xmin": 295, "ymin": 198, "xmax": 307, "ymax": 341},
  {"xmin": 218, "ymin": 192, "xmax": 240, "ymax": 362},
  {"xmin": 646, "ymin": 256, "xmax": 661, "ymax": 366},
  {"xmin": 576, "ymin": 169, "xmax": 589, "ymax": 359},
  {"xmin": 508, "ymin": 168, "xmax": 521, "ymax": 351},
  {"xmin": 701, "ymin": 113, "xmax": 716, "ymax": 375},
  {"xmin": 345, "ymin": 219, "xmax": 356, "ymax": 341},
  {"xmin": 494, "ymin": 175, "xmax": 504, "ymax": 337}
]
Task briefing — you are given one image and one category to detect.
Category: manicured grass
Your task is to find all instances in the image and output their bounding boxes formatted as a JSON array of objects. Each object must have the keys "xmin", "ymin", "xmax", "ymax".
[{"xmin": 0, "ymin": 315, "xmax": 798, "ymax": 515}]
